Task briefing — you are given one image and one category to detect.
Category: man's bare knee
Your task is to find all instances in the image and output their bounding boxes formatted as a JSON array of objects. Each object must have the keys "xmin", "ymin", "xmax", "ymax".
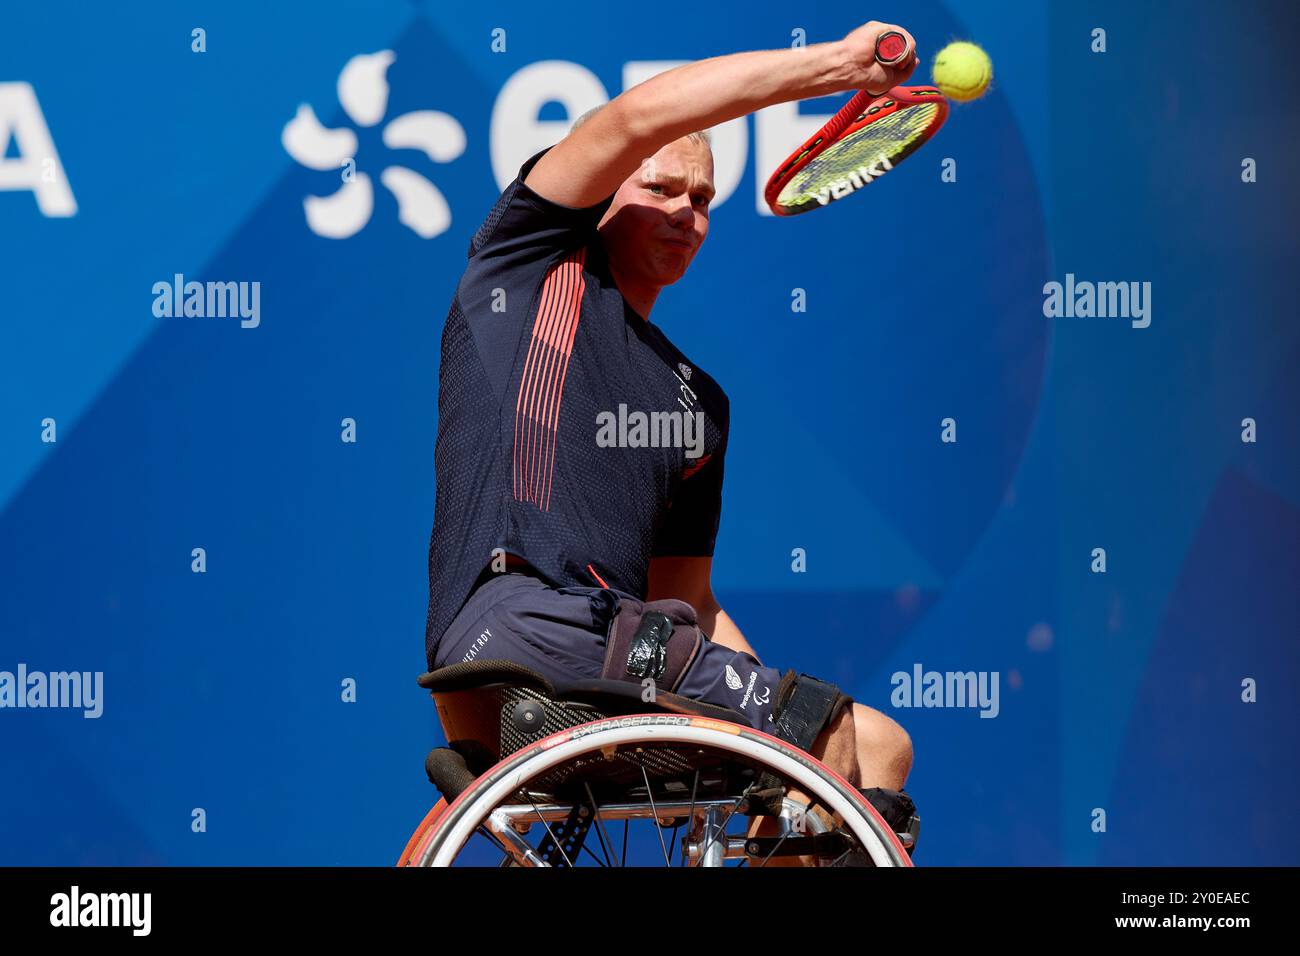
[{"xmin": 852, "ymin": 703, "xmax": 913, "ymax": 787}]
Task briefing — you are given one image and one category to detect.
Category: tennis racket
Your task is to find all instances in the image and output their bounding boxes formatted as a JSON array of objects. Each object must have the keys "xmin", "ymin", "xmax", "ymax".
[{"xmin": 764, "ymin": 32, "xmax": 948, "ymax": 216}]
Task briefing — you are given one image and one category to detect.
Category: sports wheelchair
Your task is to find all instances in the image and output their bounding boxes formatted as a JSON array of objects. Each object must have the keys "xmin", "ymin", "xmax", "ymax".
[{"xmin": 398, "ymin": 659, "xmax": 916, "ymax": 867}]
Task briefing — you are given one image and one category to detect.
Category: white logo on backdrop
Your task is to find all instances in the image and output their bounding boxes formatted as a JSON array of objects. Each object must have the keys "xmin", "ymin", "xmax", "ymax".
[
  {"xmin": 282, "ymin": 50, "xmax": 864, "ymax": 240},
  {"xmin": 282, "ymin": 51, "xmax": 465, "ymax": 239},
  {"xmin": 0, "ymin": 82, "xmax": 77, "ymax": 216}
]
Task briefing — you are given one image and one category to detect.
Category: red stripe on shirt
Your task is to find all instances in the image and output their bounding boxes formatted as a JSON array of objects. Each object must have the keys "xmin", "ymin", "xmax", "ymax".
[{"xmin": 513, "ymin": 248, "xmax": 585, "ymax": 510}]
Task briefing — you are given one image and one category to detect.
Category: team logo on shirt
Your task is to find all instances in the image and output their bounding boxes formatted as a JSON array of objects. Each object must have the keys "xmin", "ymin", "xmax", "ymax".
[{"xmin": 677, "ymin": 362, "xmax": 692, "ymax": 381}]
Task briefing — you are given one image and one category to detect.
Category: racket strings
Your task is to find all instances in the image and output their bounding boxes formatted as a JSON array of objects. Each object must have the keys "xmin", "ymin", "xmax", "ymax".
[{"xmin": 779, "ymin": 103, "xmax": 939, "ymax": 206}]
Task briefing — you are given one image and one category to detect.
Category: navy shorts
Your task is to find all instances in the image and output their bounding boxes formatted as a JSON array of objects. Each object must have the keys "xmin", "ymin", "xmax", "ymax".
[{"xmin": 432, "ymin": 571, "xmax": 785, "ymax": 732}]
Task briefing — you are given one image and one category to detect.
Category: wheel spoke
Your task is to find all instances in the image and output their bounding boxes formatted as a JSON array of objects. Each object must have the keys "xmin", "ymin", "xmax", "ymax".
[
  {"xmin": 828, "ymin": 846, "xmax": 854, "ymax": 867},
  {"xmin": 760, "ymin": 799, "xmax": 816, "ymax": 866},
  {"xmin": 524, "ymin": 793, "xmax": 575, "ymax": 868},
  {"xmin": 637, "ymin": 759, "xmax": 673, "ymax": 867},
  {"xmin": 578, "ymin": 842, "xmax": 608, "ymax": 867},
  {"xmin": 758, "ymin": 830, "xmax": 792, "ymax": 867},
  {"xmin": 583, "ymin": 781, "xmax": 616, "ymax": 868}
]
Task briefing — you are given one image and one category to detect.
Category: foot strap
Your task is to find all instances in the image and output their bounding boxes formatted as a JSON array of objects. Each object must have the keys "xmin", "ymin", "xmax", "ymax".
[{"xmin": 860, "ymin": 787, "xmax": 920, "ymax": 854}]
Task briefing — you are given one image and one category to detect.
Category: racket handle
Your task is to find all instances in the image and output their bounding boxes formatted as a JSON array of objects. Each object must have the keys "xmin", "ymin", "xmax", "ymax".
[{"xmin": 874, "ymin": 30, "xmax": 911, "ymax": 66}]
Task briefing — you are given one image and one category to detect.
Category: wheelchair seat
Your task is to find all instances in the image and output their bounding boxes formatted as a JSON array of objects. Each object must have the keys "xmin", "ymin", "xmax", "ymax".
[
  {"xmin": 417, "ymin": 658, "xmax": 753, "ymax": 801},
  {"xmin": 418, "ymin": 658, "xmax": 749, "ymax": 721}
]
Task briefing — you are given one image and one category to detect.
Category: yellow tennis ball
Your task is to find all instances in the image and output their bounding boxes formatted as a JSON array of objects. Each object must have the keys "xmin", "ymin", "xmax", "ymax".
[{"xmin": 932, "ymin": 41, "xmax": 992, "ymax": 102}]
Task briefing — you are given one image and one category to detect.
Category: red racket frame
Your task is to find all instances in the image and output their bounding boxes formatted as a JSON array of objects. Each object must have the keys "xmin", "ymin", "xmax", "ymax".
[{"xmin": 764, "ymin": 85, "xmax": 949, "ymax": 216}]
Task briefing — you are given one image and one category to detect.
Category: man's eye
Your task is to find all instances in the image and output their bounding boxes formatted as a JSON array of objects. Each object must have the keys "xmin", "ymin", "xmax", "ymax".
[
  {"xmin": 693, "ymin": 194, "xmax": 710, "ymax": 206},
  {"xmin": 647, "ymin": 183, "xmax": 664, "ymax": 194}
]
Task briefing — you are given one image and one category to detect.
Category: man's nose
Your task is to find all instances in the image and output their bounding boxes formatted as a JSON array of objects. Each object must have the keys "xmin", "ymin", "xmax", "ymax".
[{"xmin": 666, "ymin": 197, "xmax": 694, "ymax": 226}]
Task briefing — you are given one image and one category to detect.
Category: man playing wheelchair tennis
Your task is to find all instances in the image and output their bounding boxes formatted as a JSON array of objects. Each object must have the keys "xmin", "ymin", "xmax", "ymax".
[{"xmin": 424, "ymin": 20, "xmax": 921, "ymax": 858}]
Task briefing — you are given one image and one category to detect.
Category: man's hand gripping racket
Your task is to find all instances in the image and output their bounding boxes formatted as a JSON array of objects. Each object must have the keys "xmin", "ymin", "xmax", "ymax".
[{"xmin": 764, "ymin": 23, "xmax": 949, "ymax": 216}]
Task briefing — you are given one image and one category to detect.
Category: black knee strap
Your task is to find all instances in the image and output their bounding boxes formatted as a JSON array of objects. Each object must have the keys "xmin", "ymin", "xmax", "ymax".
[
  {"xmin": 746, "ymin": 672, "xmax": 853, "ymax": 816},
  {"xmin": 770, "ymin": 671, "xmax": 852, "ymax": 751},
  {"xmin": 600, "ymin": 597, "xmax": 703, "ymax": 694}
]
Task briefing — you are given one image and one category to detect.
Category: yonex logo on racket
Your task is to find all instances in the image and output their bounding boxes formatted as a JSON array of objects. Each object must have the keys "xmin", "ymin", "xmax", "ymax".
[{"xmin": 813, "ymin": 154, "xmax": 894, "ymax": 207}]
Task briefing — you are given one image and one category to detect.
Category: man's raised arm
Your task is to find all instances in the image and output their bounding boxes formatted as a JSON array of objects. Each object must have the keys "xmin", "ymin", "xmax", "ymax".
[{"xmin": 524, "ymin": 20, "xmax": 918, "ymax": 208}]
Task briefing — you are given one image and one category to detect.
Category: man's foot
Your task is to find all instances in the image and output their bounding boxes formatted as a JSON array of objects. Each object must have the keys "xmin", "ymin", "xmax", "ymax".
[{"xmin": 859, "ymin": 786, "xmax": 920, "ymax": 856}]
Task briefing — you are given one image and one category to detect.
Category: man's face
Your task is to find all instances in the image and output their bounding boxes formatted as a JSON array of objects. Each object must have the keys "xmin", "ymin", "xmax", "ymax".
[{"xmin": 598, "ymin": 137, "xmax": 714, "ymax": 289}]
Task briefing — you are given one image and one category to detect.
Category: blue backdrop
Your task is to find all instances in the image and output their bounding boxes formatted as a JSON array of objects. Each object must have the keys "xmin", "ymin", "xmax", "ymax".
[{"xmin": 1, "ymin": 0, "xmax": 1296, "ymax": 865}]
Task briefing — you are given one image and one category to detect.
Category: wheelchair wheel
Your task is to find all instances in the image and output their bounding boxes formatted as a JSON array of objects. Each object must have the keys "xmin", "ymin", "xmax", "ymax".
[{"xmin": 407, "ymin": 713, "xmax": 913, "ymax": 867}]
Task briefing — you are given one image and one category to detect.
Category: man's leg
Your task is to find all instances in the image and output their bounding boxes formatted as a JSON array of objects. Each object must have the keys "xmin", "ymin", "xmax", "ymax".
[
  {"xmin": 749, "ymin": 702, "xmax": 911, "ymax": 864},
  {"xmin": 830, "ymin": 702, "xmax": 913, "ymax": 792},
  {"xmin": 617, "ymin": 591, "xmax": 923, "ymax": 863}
]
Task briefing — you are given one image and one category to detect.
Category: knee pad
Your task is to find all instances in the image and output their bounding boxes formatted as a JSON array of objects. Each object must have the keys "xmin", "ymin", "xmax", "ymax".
[
  {"xmin": 600, "ymin": 596, "xmax": 704, "ymax": 694},
  {"xmin": 769, "ymin": 670, "xmax": 853, "ymax": 752}
]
